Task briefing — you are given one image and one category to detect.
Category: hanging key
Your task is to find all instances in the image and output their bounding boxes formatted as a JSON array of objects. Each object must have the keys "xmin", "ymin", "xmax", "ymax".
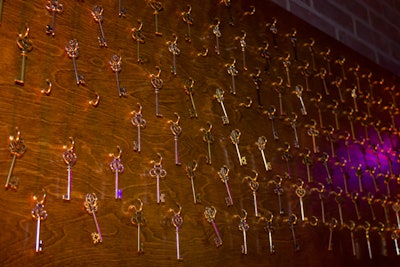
[
  {"xmin": 147, "ymin": 0, "xmax": 163, "ymax": 36},
  {"xmin": 351, "ymin": 192, "xmax": 361, "ymax": 220},
  {"xmin": 327, "ymin": 100, "xmax": 340, "ymax": 130},
  {"xmin": 327, "ymin": 218, "xmax": 338, "ymax": 251},
  {"xmin": 109, "ymin": 146, "xmax": 124, "ymax": 200},
  {"xmin": 344, "ymin": 108, "xmax": 356, "ymax": 140},
  {"xmin": 184, "ymin": 77, "xmax": 198, "ymax": 118},
  {"xmin": 272, "ymin": 77, "xmax": 286, "ymax": 116},
  {"xmin": 279, "ymin": 143, "xmax": 293, "ymax": 178},
  {"xmin": 185, "ymin": 160, "xmax": 199, "ymax": 204},
  {"xmin": 31, "ymin": 189, "xmax": 47, "ymax": 253},
  {"xmin": 128, "ymin": 199, "xmax": 145, "ymax": 254},
  {"xmin": 361, "ymin": 221, "xmax": 373, "ymax": 259},
  {"xmin": 244, "ymin": 170, "xmax": 260, "ymax": 217},
  {"xmin": 131, "ymin": 20, "xmax": 145, "ymax": 64},
  {"xmin": 316, "ymin": 68, "xmax": 330, "ymax": 95},
  {"xmin": 266, "ymin": 17, "xmax": 278, "ymax": 48},
  {"xmin": 169, "ymin": 113, "xmax": 182, "ymax": 165},
  {"xmin": 365, "ymin": 167, "xmax": 378, "ymax": 194},
  {"xmin": 262, "ymin": 213, "xmax": 275, "ymax": 254},
  {"xmin": 214, "ymin": 88, "xmax": 229, "ymax": 125},
  {"xmin": 167, "ymin": 34, "xmax": 180, "ymax": 75},
  {"xmin": 149, "ymin": 154, "xmax": 167, "ymax": 204},
  {"xmin": 377, "ymin": 222, "xmax": 388, "ymax": 256},
  {"xmin": 319, "ymin": 152, "xmax": 332, "ymax": 184},
  {"xmin": 323, "ymin": 126, "xmax": 337, "ymax": 158},
  {"xmin": 45, "ymin": 0, "xmax": 63, "ymax": 36},
  {"xmin": 335, "ymin": 56, "xmax": 347, "ymax": 80},
  {"xmin": 131, "ymin": 103, "xmax": 146, "ymax": 153},
  {"xmin": 15, "ymin": 26, "xmax": 33, "ymax": 86},
  {"xmin": 223, "ymin": 0, "xmax": 234, "ymax": 26},
  {"xmin": 344, "ymin": 220, "xmax": 357, "ymax": 256},
  {"xmin": 250, "ymin": 69, "xmax": 263, "ymax": 107},
  {"xmin": 330, "ymin": 187, "xmax": 344, "ymax": 226},
  {"xmin": 279, "ymin": 53, "xmax": 292, "ymax": 88},
  {"xmin": 84, "ymin": 193, "xmax": 103, "ymax": 244},
  {"xmin": 118, "ymin": 0, "xmax": 126, "ymax": 17},
  {"xmin": 331, "ymin": 77, "xmax": 345, "ymax": 103},
  {"xmin": 201, "ymin": 122, "xmax": 214, "ymax": 165},
  {"xmin": 392, "ymin": 229, "xmax": 400, "ymax": 255},
  {"xmin": 225, "ymin": 59, "xmax": 238, "ymax": 95},
  {"xmin": 320, "ymin": 48, "xmax": 333, "ymax": 76},
  {"xmin": 109, "ymin": 54, "xmax": 127, "ymax": 97},
  {"xmin": 150, "ymin": 66, "xmax": 163, "ymax": 117},
  {"xmin": 265, "ymin": 105, "xmax": 279, "ymax": 140},
  {"xmin": 62, "ymin": 137, "xmax": 77, "ymax": 201},
  {"xmin": 306, "ymin": 119, "xmax": 319, "ymax": 153},
  {"xmin": 287, "ymin": 112, "xmax": 300, "ymax": 148},
  {"xmin": 204, "ymin": 206, "xmax": 223, "ymax": 247},
  {"xmin": 288, "ymin": 214, "xmax": 300, "ymax": 251},
  {"xmin": 218, "ymin": 166, "xmax": 234, "ymax": 206},
  {"xmin": 304, "ymin": 38, "xmax": 317, "ymax": 72},
  {"xmin": 295, "ymin": 180, "xmax": 307, "ymax": 221},
  {"xmin": 236, "ymin": 209, "xmax": 250, "ymax": 254},
  {"xmin": 298, "ymin": 62, "xmax": 312, "ymax": 92},
  {"xmin": 372, "ymin": 120, "xmax": 384, "ymax": 144},
  {"xmin": 293, "ymin": 85, "xmax": 307, "ymax": 116},
  {"xmin": 65, "ymin": 39, "xmax": 85, "ymax": 85},
  {"xmin": 310, "ymin": 183, "xmax": 326, "ymax": 223},
  {"xmin": 379, "ymin": 196, "xmax": 391, "ymax": 226},
  {"xmin": 301, "ymin": 148, "xmax": 314, "ymax": 183},
  {"xmin": 348, "ymin": 85, "xmax": 359, "ymax": 112},
  {"xmin": 335, "ymin": 159, "xmax": 350, "ymax": 194},
  {"xmin": 349, "ymin": 64, "xmax": 361, "ymax": 93},
  {"xmin": 392, "ymin": 200, "xmax": 400, "ymax": 229},
  {"xmin": 286, "ymin": 28, "xmax": 298, "ymax": 61},
  {"xmin": 181, "ymin": 5, "xmax": 193, "ymax": 42},
  {"xmin": 169, "ymin": 204, "xmax": 183, "ymax": 261},
  {"xmin": 270, "ymin": 175, "xmax": 285, "ymax": 215},
  {"xmin": 91, "ymin": 5, "xmax": 107, "ymax": 47},
  {"xmin": 211, "ymin": 18, "xmax": 221, "ymax": 55},
  {"xmin": 259, "ymin": 42, "xmax": 272, "ymax": 72},
  {"xmin": 5, "ymin": 127, "xmax": 26, "ymax": 190},
  {"xmin": 310, "ymin": 93, "xmax": 324, "ymax": 129},
  {"xmin": 230, "ymin": 129, "xmax": 246, "ymax": 166},
  {"xmin": 234, "ymin": 30, "xmax": 247, "ymax": 71},
  {"xmin": 354, "ymin": 164, "xmax": 364, "ymax": 193},
  {"xmin": 255, "ymin": 136, "xmax": 272, "ymax": 172},
  {"xmin": 366, "ymin": 193, "xmax": 376, "ymax": 221}
]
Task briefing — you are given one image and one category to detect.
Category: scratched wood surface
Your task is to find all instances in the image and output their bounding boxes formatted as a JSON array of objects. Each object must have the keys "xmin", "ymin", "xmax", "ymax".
[{"xmin": 0, "ymin": 0, "xmax": 399, "ymax": 266}]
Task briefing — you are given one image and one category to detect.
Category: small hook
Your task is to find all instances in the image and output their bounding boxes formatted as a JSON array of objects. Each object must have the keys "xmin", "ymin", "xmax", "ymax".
[
  {"xmin": 63, "ymin": 137, "xmax": 75, "ymax": 151},
  {"xmin": 131, "ymin": 102, "xmax": 143, "ymax": 115},
  {"xmin": 10, "ymin": 127, "xmax": 21, "ymax": 142},
  {"xmin": 154, "ymin": 66, "xmax": 162, "ymax": 78},
  {"xmin": 197, "ymin": 47, "xmax": 208, "ymax": 57},
  {"xmin": 186, "ymin": 4, "xmax": 192, "ymax": 13},
  {"xmin": 89, "ymin": 93, "xmax": 100, "ymax": 107},
  {"xmin": 172, "ymin": 33, "xmax": 178, "ymax": 43},
  {"xmin": 243, "ymin": 170, "xmax": 258, "ymax": 182},
  {"xmin": 129, "ymin": 198, "xmax": 143, "ymax": 213},
  {"xmin": 243, "ymin": 5, "xmax": 255, "ymax": 16},
  {"xmin": 109, "ymin": 146, "xmax": 122, "ymax": 159},
  {"xmin": 152, "ymin": 153, "xmax": 163, "ymax": 165},
  {"xmin": 169, "ymin": 112, "xmax": 180, "ymax": 125},
  {"xmin": 169, "ymin": 203, "xmax": 182, "ymax": 215},
  {"xmin": 137, "ymin": 19, "xmax": 143, "ymax": 31},
  {"xmin": 239, "ymin": 97, "xmax": 252, "ymax": 108},
  {"xmin": 33, "ymin": 188, "xmax": 47, "ymax": 205},
  {"xmin": 272, "ymin": 76, "xmax": 283, "ymax": 86},
  {"xmin": 41, "ymin": 79, "xmax": 52, "ymax": 95},
  {"xmin": 18, "ymin": 25, "xmax": 30, "ymax": 40}
]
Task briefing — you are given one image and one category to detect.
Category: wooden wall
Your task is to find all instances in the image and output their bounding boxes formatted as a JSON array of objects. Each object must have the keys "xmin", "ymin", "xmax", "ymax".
[{"xmin": 0, "ymin": 0, "xmax": 399, "ymax": 266}]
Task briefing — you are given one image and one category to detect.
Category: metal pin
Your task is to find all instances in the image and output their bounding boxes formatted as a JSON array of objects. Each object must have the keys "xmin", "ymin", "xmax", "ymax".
[
  {"xmin": 110, "ymin": 54, "xmax": 127, "ymax": 97},
  {"xmin": 295, "ymin": 180, "xmax": 306, "ymax": 221},
  {"xmin": 185, "ymin": 161, "xmax": 198, "ymax": 204},
  {"xmin": 225, "ymin": 59, "xmax": 238, "ymax": 95},
  {"xmin": 62, "ymin": 137, "xmax": 77, "ymax": 201},
  {"xmin": 294, "ymin": 85, "xmax": 307, "ymax": 116},
  {"xmin": 84, "ymin": 193, "xmax": 103, "ymax": 244},
  {"xmin": 5, "ymin": 128, "xmax": 26, "ymax": 190},
  {"xmin": 182, "ymin": 5, "xmax": 193, "ymax": 42},
  {"xmin": 150, "ymin": 66, "xmax": 163, "ymax": 117},
  {"xmin": 45, "ymin": 0, "xmax": 63, "ymax": 36},
  {"xmin": 331, "ymin": 77, "xmax": 345, "ymax": 103},
  {"xmin": 149, "ymin": 154, "xmax": 167, "ymax": 204},
  {"xmin": 244, "ymin": 170, "xmax": 260, "ymax": 217},
  {"xmin": 169, "ymin": 113, "xmax": 182, "ymax": 166},
  {"xmin": 31, "ymin": 189, "xmax": 47, "ymax": 253},
  {"xmin": 250, "ymin": 69, "xmax": 263, "ymax": 107},
  {"xmin": 211, "ymin": 18, "xmax": 221, "ymax": 55},
  {"xmin": 204, "ymin": 206, "xmax": 222, "ymax": 247},
  {"xmin": 201, "ymin": 122, "xmax": 214, "ymax": 165},
  {"xmin": 330, "ymin": 187, "xmax": 344, "ymax": 226},
  {"xmin": 265, "ymin": 105, "xmax": 279, "ymax": 140},
  {"xmin": 266, "ymin": 17, "xmax": 278, "ymax": 48},
  {"xmin": 169, "ymin": 204, "xmax": 183, "ymax": 261},
  {"xmin": 91, "ymin": 5, "xmax": 107, "ymax": 47},
  {"xmin": 109, "ymin": 146, "xmax": 124, "ymax": 200},
  {"xmin": 230, "ymin": 129, "xmax": 246, "ymax": 166},
  {"xmin": 280, "ymin": 53, "xmax": 291, "ymax": 88},
  {"xmin": 147, "ymin": 0, "xmax": 163, "ymax": 36},
  {"xmin": 65, "ymin": 39, "xmax": 85, "ymax": 85},
  {"xmin": 255, "ymin": 136, "xmax": 272, "ymax": 172},
  {"xmin": 184, "ymin": 78, "xmax": 198, "ymax": 118},
  {"xmin": 272, "ymin": 77, "xmax": 286, "ymax": 116},
  {"xmin": 129, "ymin": 199, "xmax": 145, "ymax": 254},
  {"xmin": 131, "ymin": 103, "xmax": 146, "ymax": 153},
  {"xmin": 310, "ymin": 183, "xmax": 326, "ymax": 223},
  {"xmin": 118, "ymin": 0, "xmax": 126, "ymax": 17},
  {"xmin": 236, "ymin": 209, "xmax": 249, "ymax": 254},
  {"xmin": 259, "ymin": 42, "xmax": 271, "ymax": 72},
  {"xmin": 319, "ymin": 152, "xmax": 332, "ymax": 184},
  {"xmin": 235, "ymin": 30, "xmax": 247, "ymax": 71},
  {"xmin": 288, "ymin": 214, "xmax": 300, "ymax": 251},
  {"xmin": 270, "ymin": 176, "xmax": 284, "ymax": 215},
  {"xmin": 15, "ymin": 26, "xmax": 33, "ymax": 86},
  {"xmin": 351, "ymin": 192, "xmax": 361, "ymax": 220},
  {"xmin": 40, "ymin": 79, "xmax": 52, "ymax": 96},
  {"xmin": 131, "ymin": 20, "xmax": 145, "ymax": 64},
  {"xmin": 301, "ymin": 148, "xmax": 313, "ymax": 183},
  {"xmin": 306, "ymin": 120, "xmax": 319, "ymax": 153},
  {"xmin": 214, "ymin": 88, "xmax": 229, "ymax": 125},
  {"xmin": 304, "ymin": 38, "xmax": 316, "ymax": 72},
  {"xmin": 218, "ymin": 165, "xmax": 233, "ymax": 206},
  {"xmin": 167, "ymin": 34, "xmax": 180, "ymax": 75},
  {"xmin": 328, "ymin": 218, "xmax": 338, "ymax": 251}
]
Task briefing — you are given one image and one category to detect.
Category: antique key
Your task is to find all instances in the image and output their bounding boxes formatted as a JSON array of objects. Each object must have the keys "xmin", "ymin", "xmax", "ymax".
[
  {"xmin": 271, "ymin": 175, "xmax": 285, "ymax": 215},
  {"xmin": 169, "ymin": 113, "xmax": 182, "ymax": 165},
  {"xmin": 324, "ymin": 126, "xmax": 337, "ymax": 158},
  {"xmin": 84, "ymin": 193, "xmax": 103, "ymax": 244},
  {"xmin": 131, "ymin": 20, "xmax": 145, "ymax": 64},
  {"xmin": 287, "ymin": 112, "xmax": 300, "ymax": 148},
  {"xmin": 235, "ymin": 30, "xmax": 247, "ymax": 71},
  {"xmin": 298, "ymin": 62, "xmax": 312, "ymax": 92},
  {"xmin": 366, "ymin": 193, "xmax": 376, "ymax": 221},
  {"xmin": 201, "ymin": 122, "xmax": 214, "ymax": 165},
  {"xmin": 244, "ymin": 170, "xmax": 260, "ymax": 217},
  {"xmin": 15, "ymin": 26, "xmax": 33, "ymax": 85},
  {"xmin": 392, "ymin": 200, "xmax": 400, "ymax": 229},
  {"xmin": 109, "ymin": 54, "xmax": 127, "ymax": 97},
  {"xmin": 62, "ymin": 137, "xmax": 77, "ymax": 200},
  {"xmin": 344, "ymin": 108, "xmax": 356, "ymax": 140},
  {"xmin": 262, "ymin": 213, "xmax": 275, "ymax": 254},
  {"xmin": 184, "ymin": 78, "xmax": 198, "ymax": 118},
  {"xmin": 311, "ymin": 183, "xmax": 326, "ymax": 223},
  {"xmin": 259, "ymin": 42, "xmax": 271, "ymax": 72},
  {"xmin": 306, "ymin": 119, "xmax": 319, "ymax": 153},
  {"xmin": 344, "ymin": 220, "xmax": 357, "ymax": 256},
  {"xmin": 150, "ymin": 66, "xmax": 163, "ymax": 117},
  {"xmin": 280, "ymin": 53, "xmax": 292, "ymax": 88},
  {"xmin": 5, "ymin": 127, "xmax": 26, "ymax": 190},
  {"xmin": 272, "ymin": 77, "xmax": 286, "ymax": 116},
  {"xmin": 317, "ymin": 68, "xmax": 330, "ymax": 95},
  {"xmin": 236, "ymin": 209, "xmax": 250, "ymax": 254},
  {"xmin": 182, "ymin": 5, "xmax": 193, "ymax": 42},
  {"xmin": 149, "ymin": 154, "xmax": 167, "ymax": 204},
  {"xmin": 354, "ymin": 164, "xmax": 364, "ymax": 193},
  {"xmin": 280, "ymin": 143, "xmax": 293, "ymax": 178},
  {"xmin": 230, "ymin": 129, "xmax": 246, "ymax": 166},
  {"xmin": 349, "ymin": 64, "xmax": 361, "ymax": 93},
  {"xmin": 320, "ymin": 48, "xmax": 333, "ymax": 76},
  {"xmin": 295, "ymin": 180, "xmax": 306, "ymax": 221},
  {"xmin": 250, "ymin": 69, "xmax": 263, "ymax": 107},
  {"xmin": 218, "ymin": 165, "xmax": 234, "ymax": 206},
  {"xmin": 131, "ymin": 103, "xmax": 146, "ymax": 153},
  {"xmin": 255, "ymin": 136, "xmax": 272, "ymax": 172},
  {"xmin": 214, "ymin": 88, "xmax": 229, "ymax": 125},
  {"xmin": 361, "ymin": 221, "xmax": 373, "ymax": 259},
  {"xmin": 327, "ymin": 218, "xmax": 338, "ymax": 251},
  {"xmin": 335, "ymin": 56, "xmax": 347, "ymax": 80},
  {"xmin": 128, "ymin": 199, "xmax": 145, "ymax": 254},
  {"xmin": 301, "ymin": 148, "xmax": 313, "ymax": 183},
  {"xmin": 294, "ymin": 85, "xmax": 307, "ymax": 116},
  {"xmin": 319, "ymin": 152, "xmax": 332, "ymax": 184},
  {"xmin": 45, "ymin": 0, "xmax": 63, "ymax": 36},
  {"xmin": 330, "ymin": 187, "xmax": 344, "ymax": 225},
  {"xmin": 310, "ymin": 93, "xmax": 324, "ymax": 129},
  {"xmin": 331, "ymin": 77, "xmax": 345, "ymax": 103},
  {"xmin": 226, "ymin": 59, "xmax": 238, "ymax": 95},
  {"xmin": 91, "ymin": 5, "xmax": 107, "ymax": 47},
  {"xmin": 167, "ymin": 34, "xmax": 180, "ymax": 75},
  {"xmin": 65, "ymin": 39, "xmax": 85, "ymax": 85},
  {"xmin": 185, "ymin": 160, "xmax": 198, "ymax": 204},
  {"xmin": 288, "ymin": 214, "xmax": 300, "ymax": 251},
  {"xmin": 266, "ymin": 17, "xmax": 278, "ymax": 48},
  {"xmin": 287, "ymin": 28, "xmax": 298, "ymax": 61},
  {"xmin": 147, "ymin": 0, "xmax": 163, "ymax": 36},
  {"xmin": 265, "ymin": 105, "xmax": 279, "ymax": 140},
  {"xmin": 392, "ymin": 229, "xmax": 400, "ymax": 255},
  {"xmin": 327, "ymin": 100, "xmax": 340, "ymax": 130},
  {"xmin": 304, "ymin": 38, "xmax": 317, "ymax": 72},
  {"xmin": 169, "ymin": 204, "xmax": 183, "ymax": 260},
  {"xmin": 109, "ymin": 146, "xmax": 124, "ymax": 200},
  {"xmin": 204, "ymin": 206, "xmax": 223, "ymax": 247},
  {"xmin": 379, "ymin": 196, "xmax": 391, "ymax": 226},
  {"xmin": 118, "ymin": 0, "xmax": 126, "ymax": 17},
  {"xmin": 211, "ymin": 18, "xmax": 221, "ymax": 55},
  {"xmin": 32, "ymin": 190, "xmax": 47, "ymax": 253},
  {"xmin": 351, "ymin": 192, "xmax": 361, "ymax": 220}
]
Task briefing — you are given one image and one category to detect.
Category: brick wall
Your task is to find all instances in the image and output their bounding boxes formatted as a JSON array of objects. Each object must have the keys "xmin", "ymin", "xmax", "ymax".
[{"xmin": 270, "ymin": 0, "xmax": 400, "ymax": 77}]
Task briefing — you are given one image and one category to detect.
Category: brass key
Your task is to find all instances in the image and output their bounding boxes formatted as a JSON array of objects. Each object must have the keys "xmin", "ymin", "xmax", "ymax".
[
  {"xmin": 5, "ymin": 127, "xmax": 26, "ymax": 190},
  {"xmin": 15, "ymin": 26, "xmax": 33, "ymax": 86}
]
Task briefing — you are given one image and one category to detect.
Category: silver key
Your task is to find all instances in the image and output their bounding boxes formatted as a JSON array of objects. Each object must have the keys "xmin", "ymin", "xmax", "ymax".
[
  {"xmin": 310, "ymin": 183, "xmax": 326, "ymax": 223},
  {"xmin": 181, "ymin": 5, "xmax": 193, "ymax": 42},
  {"xmin": 62, "ymin": 137, "xmax": 77, "ymax": 201},
  {"xmin": 149, "ymin": 154, "xmax": 167, "ymax": 204},
  {"xmin": 236, "ymin": 209, "xmax": 249, "ymax": 254},
  {"xmin": 255, "ymin": 136, "xmax": 272, "ymax": 172},
  {"xmin": 330, "ymin": 187, "xmax": 344, "ymax": 226},
  {"xmin": 317, "ymin": 67, "xmax": 330, "ymax": 95},
  {"xmin": 204, "ymin": 206, "xmax": 223, "ymax": 247},
  {"xmin": 298, "ymin": 62, "xmax": 312, "ymax": 92},
  {"xmin": 213, "ymin": 88, "xmax": 229, "ymax": 125},
  {"xmin": 366, "ymin": 193, "xmax": 376, "ymax": 221},
  {"xmin": 244, "ymin": 171, "xmax": 260, "ymax": 217},
  {"xmin": 184, "ymin": 78, "xmax": 198, "ymax": 118},
  {"xmin": 294, "ymin": 85, "xmax": 307, "ymax": 115},
  {"xmin": 218, "ymin": 166, "xmax": 233, "ymax": 206},
  {"xmin": 147, "ymin": 0, "xmax": 163, "ymax": 36},
  {"xmin": 262, "ymin": 213, "xmax": 275, "ymax": 254},
  {"xmin": 15, "ymin": 26, "xmax": 33, "ymax": 86},
  {"xmin": 185, "ymin": 161, "xmax": 199, "ymax": 204},
  {"xmin": 288, "ymin": 214, "xmax": 300, "ymax": 251},
  {"xmin": 131, "ymin": 20, "xmax": 145, "ymax": 64},
  {"xmin": 304, "ymin": 38, "xmax": 317, "ymax": 71},
  {"xmin": 295, "ymin": 180, "xmax": 306, "ymax": 221},
  {"xmin": 327, "ymin": 218, "xmax": 338, "ymax": 251},
  {"xmin": 310, "ymin": 93, "xmax": 324, "ymax": 129},
  {"xmin": 235, "ymin": 31, "xmax": 247, "ymax": 71},
  {"xmin": 344, "ymin": 220, "xmax": 357, "ymax": 256},
  {"xmin": 301, "ymin": 148, "xmax": 313, "ymax": 183},
  {"xmin": 306, "ymin": 119, "xmax": 319, "ymax": 153},
  {"xmin": 265, "ymin": 105, "xmax": 279, "ymax": 140},
  {"xmin": 31, "ymin": 190, "xmax": 47, "ymax": 253},
  {"xmin": 169, "ymin": 113, "xmax": 182, "ymax": 166},
  {"xmin": 392, "ymin": 200, "xmax": 400, "ymax": 229},
  {"xmin": 201, "ymin": 122, "xmax": 214, "ymax": 165},
  {"xmin": 331, "ymin": 77, "xmax": 345, "ymax": 103},
  {"xmin": 91, "ymin": 5, "xmax": 107, "ymax": 47},
  {"xmin": 344, "ymin": 108, "xmax": 356, "ymax": 140},
  {"xmin": 270, "ymin": 176, "xmax": 284, "ymax": 215},
  {"xmin": 280, "ymin": 53, "xmax": 291, "ymax": 88},
  {"xmin": 5, "ymin": 127, "xmax": 26, "ymax": 190},
  {"xmin": 109, "ymin": 146, "xmax": 124, "ymax": 200},
  {"xmin": 167, "ymin": 34, "xmax": 180, "ymax": 75},
  {"xmin": 150, "ymin": 66, "xmax": 163, "ymax": 117},
  {"xmin": 350, "ymin": 192, "xmax": 361, "ymax": 220},
  {"xmin": 319, "ymin": 152, "xmax": 332, "ymax": 184},
  {"xmin": 131, "ymin": 103, "xmax": 146, "ymax": 153},
  {"xmin": 129, "ymin": 199, "xmax": 145, "ymax": 254},
  {"xmin": 211, "ymin": 18, "xmax": 221, "ymax": 55},
  {"xmin": 65, "ymin": 39, "xmax": 85, "ymax": 85},
  {"xmin": 272, "ymin": 77, "xmax": 286, "ymax": 116},
  {"xmin": 169, "ymin": 204, "xmax": 183, "ymax": 260},
  {"xmin": 392, "ymin": 229, "xmax": 400, "ymax": 255},
  {"xmin": 226, "ymin": 59, "xmax": 238, "ymax": 95},
  {"xmin": 230, "ymin": 129, "xmax": 246, "ymax": 166},
  {"xmin": 280, "ymin": 142, "xmax": 292, "ymax": 178},
  {"xmin": 362, "ymin": 221, "xmax": 373, "ymax": 259},
  {"xmin": 267, "ymin": 17, "xmax": 278, "ymax": 48},
  {"xmin": 45, "ymin": 0, "xmax": 63, "ymax": 36},
  {"xmin": 84, "ymin": 193, "xmax": 103, "ymax": 244},
  {"xmin": 109, "ymin": 54, "xmax": 127, "ymax": 97},
  {"xmin": 287, "ymin": 112, "xmax": 300, "ymax": 148}
]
